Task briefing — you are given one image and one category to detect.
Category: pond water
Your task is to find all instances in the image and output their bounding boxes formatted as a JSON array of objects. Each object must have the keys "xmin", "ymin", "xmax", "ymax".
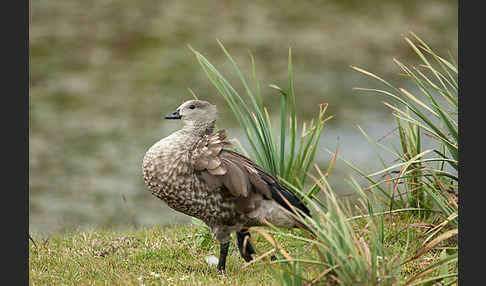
[{"xmin": 29, "ymin": 0, "xmax": 457, "ymax": 234}]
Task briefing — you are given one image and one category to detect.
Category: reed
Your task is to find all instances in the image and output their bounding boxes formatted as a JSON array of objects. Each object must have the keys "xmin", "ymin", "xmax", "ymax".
[{"xmin": 189, "ymin": 31, "xmax": 458, "ymax": 285}]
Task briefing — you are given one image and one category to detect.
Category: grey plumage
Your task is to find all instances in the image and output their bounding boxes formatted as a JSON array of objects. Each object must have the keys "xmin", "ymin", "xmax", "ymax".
[{"xmin": 142, "ymin": 99, "xmax": 310, "ymax": 271}]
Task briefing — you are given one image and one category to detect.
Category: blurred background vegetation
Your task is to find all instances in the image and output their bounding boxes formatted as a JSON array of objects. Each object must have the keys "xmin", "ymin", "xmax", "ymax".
[{"xmin": 29, "ymin": 0, "xmax": 457, "ymax": 234}]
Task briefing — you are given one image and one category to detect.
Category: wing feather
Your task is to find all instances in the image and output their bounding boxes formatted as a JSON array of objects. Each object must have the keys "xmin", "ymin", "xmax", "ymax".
[{"xmin": 194, "ymin": 129, "xmax": 310, "ymax": 217}]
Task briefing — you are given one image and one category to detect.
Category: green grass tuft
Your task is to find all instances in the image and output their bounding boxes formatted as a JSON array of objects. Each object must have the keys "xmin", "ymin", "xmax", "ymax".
[{"xmin": 185, "ymin": 31, "xmax": 458, "ymax": 285}]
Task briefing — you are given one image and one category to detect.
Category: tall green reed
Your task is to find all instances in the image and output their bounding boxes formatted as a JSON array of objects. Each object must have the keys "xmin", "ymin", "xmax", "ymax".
[
  {"xmin": 349, "ymin": 31, "xmax": 458, "ymax": 285},
  {"xmin": 189, "ymin": 31, "xmax": 457, "ymax": 285},
  {"xmin": 351, "ymin": 31, "xmax": 458, "ymax": 213},
  {"xmin": 190, "ymin": 41, "xmax": 333, "ymax": 190},
  {"xmin": 251, "ymin": 171, "xmax": 405, "ymax": 285}
]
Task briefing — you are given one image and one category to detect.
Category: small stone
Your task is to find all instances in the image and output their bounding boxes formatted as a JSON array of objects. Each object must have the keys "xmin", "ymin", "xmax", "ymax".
[{"xmin": 205, "ymin": 255, "xmax": 219, "ymax": 266}]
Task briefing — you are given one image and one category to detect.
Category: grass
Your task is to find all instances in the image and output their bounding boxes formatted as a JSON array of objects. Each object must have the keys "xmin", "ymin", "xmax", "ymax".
[
  {"xmin": 354, "ymin": 35, "xmax": 457, "ymax": 210},
  {"xmin": 350, "ymin": 31, "xmax": 458, "ymax": 285},
  {"xmin": 184, "ymin": 31, "xmax": 457, "ymax": 285},
  {"xmin": 29, "ymin": 224, "xmax": 276, "ymax": 285},
  {"xmin": 257, "ymin": 172, "xmax": 457, "ymax": 285},
  {"xmin": 29, "ymin": 214, "xmax": 445, "ymax": 285},
  {"xmin": 190, "ymin": 41, "xmax": 333, "ymax": 192}
]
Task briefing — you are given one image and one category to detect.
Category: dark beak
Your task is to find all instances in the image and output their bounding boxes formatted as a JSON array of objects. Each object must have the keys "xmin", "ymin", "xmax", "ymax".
[{"xmin": 164, "ymin": 109, "xmax": 182, "ymax": 119}]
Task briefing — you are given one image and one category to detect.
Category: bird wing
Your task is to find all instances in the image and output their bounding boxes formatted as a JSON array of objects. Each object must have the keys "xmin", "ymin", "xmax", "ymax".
[
  {"xmin": 193, "ymin": 129, "xmax": 253, "ymax": 198},
  {"xmin": 194, "ymin": 129, "xmax": 310, "ymax": 216}
]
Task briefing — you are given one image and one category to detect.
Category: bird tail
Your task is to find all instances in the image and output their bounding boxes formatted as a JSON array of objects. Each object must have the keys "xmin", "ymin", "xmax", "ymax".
[{"xmin": 266, "ymin": 179, "xmax": 312, "ymax": 231}]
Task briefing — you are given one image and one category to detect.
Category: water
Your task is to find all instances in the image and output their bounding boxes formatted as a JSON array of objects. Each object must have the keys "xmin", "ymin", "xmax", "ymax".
[{"xmin": 29, "ymin": 0, "xmax": 457, "ymax": 234}]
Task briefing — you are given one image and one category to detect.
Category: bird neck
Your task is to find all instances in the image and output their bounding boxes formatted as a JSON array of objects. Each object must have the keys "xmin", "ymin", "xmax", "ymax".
[{"xmin": 181, "ymin": 120, "xmax": 216, "ymax": 137}]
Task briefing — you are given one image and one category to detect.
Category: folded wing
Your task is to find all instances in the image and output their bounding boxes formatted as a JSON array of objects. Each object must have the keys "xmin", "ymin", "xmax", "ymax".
[{"xmin": 194, "ymin": 129, "xmax": 310, "ymax": 217}]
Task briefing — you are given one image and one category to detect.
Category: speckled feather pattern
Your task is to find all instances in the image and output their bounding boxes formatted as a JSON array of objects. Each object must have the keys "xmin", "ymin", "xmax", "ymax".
[{"xmin": 142, "ymin": 124, "xmax": 251, "ymax": 241}]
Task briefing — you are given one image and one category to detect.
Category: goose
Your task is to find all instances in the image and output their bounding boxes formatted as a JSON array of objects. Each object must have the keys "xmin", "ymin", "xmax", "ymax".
[{"xmin": 142, "ymin": 99, "xmax": 311, "ymax": 271}]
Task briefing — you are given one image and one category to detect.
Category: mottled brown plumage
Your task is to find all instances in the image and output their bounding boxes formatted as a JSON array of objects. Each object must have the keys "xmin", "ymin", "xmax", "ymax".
[{"xmin": 142, "ymin": 99, "xmax": 310, "ymax": 271}]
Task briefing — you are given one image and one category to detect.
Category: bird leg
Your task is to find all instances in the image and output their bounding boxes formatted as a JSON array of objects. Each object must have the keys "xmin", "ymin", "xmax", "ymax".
[
  {"xmin": 217, "ymin": 242, "xmax": 230, "ymax": 272},
  {"xmin": 236, "ymin": 229, "xmax": 256, "ymax": 262}
]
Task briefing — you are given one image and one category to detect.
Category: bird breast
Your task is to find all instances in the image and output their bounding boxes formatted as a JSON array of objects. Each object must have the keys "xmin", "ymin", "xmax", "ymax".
[{"xmin": 142, "ymin": 132, "xmax": 195, "ymax": 196}]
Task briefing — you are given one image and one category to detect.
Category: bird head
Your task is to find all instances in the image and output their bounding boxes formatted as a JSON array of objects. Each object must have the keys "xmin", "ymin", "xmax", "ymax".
[{"xmin": 165, "ymin": 100, "xmax": 218, "ymax": 127}]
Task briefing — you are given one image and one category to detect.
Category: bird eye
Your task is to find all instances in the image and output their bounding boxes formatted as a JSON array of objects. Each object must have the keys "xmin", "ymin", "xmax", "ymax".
[{"xmin": 189, "ymin": 105, "xmax": 196, "ymax": 109}]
